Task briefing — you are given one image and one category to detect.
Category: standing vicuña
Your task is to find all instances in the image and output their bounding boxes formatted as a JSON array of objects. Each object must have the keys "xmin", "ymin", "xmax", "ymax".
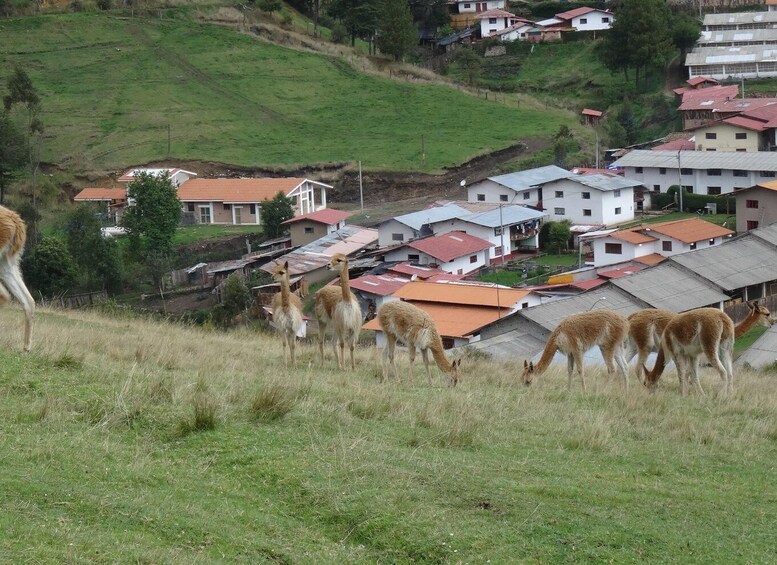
[
  {"xmin": 314, "ymin": 253, "xmax": 362, "ymax": 370},
  {"xmin": 644, "ymin": 302, "xmax": 775, "ymax": 396},
  {"xmin": 377, "ymin": 300, "xmax": 461, "ymax": 386},
  {"xmin": 0, "ymin": 206, "xmax": 34, "ymax": 352},
  {"xmin": 625, "ymin": 309, "xmax": 676, "ymax": 384},
  {"xmin": 521, "ymin": 310, "xmax": 629, "ymax": 392},
  {"xmin": 270, "ymin": 261, "xmax": 303, "ymax": 367}
]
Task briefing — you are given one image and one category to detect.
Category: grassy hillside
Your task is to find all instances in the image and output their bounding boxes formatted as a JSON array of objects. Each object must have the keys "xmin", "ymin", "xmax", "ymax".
[
  {"xmin": 1, "ymin": 305, "xmax": 776, "ymax": 562},
  {"xmin": 0, "ymin": 12, "xmax": 576, "ymax": 174}
]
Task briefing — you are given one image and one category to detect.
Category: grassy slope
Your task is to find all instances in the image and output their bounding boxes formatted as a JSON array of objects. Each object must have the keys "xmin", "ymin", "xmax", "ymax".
[
  {"xmin": 0, "ymin": 12, "xmax": 574, "ymax": 174},
  {"xmin": 1, "ymin": 305, "xmax": 776, "ymax": 562}
]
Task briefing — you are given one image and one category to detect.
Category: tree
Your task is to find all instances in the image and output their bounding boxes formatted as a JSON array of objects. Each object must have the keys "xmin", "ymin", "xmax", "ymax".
[
  {"xmin": 22, "ymin": 237, "xmax": 79, "ymax": 299},
  {"xmin": 376, "ymin": 0, "xmax": 418, "ymax": 62},
  {"xmin": 120, "ymin": 171, "xmax": 182, "ymax": 286},
  {"xmin": 450, "ymin": 48, "xmax": 481, "ymax": 86},
  {"xmin": 328, "ymin": 0, "xmax": 381, "ymax": 47},
  {"xmin": 212, "ymin": 273, "xmax": 252, "ymax": 327},
  {"xmin": 64, "ymin": 205, "xmax": 124, "ymax": 294},
  {"xmin": 548, "ymin": 221, "xmax": 571, "ymax": 255},
  {"xmin": 599, "ymin": 0, "xmax": 673, "ymax": 88},
  {"xmin": 260, "ymin": 191, "xmax": 295, "ymax": 239},
  {"xmin": 671, "ymin": 13, "xmax": 701, "ymax": 60},
  {"xmin": 408, "ymin": 0, "xmax": 449, "ymax": 32},
  {"xmin": 0, "ymin": 112, "xmax": 25, "ymax": 204},
  {"xmin": 4, "ymin": 66, "xmax": 43, "ymax": 206}
]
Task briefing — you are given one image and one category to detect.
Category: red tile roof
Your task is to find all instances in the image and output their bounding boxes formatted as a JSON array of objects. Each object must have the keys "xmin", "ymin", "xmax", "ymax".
[
  {"xmin": 282, "ymin": 208, "xmax": 351, "ymax": 226},
  {"xmin": 633, "ymin": 253, "xmax": 666, "ymax": 266},
  {"xmin": 687, "ymin": 76, "xmax": 719, "ymax": 87},
  {"xmin": 406, "ymin": 231, "xmax": 492, "ymax": 262},
  {"xmin": 177, "ymin": 178, "xmax": 306, "ymax": 203},
  {"xmin": 387, "ymin": 262, "xmax": 450, "ymax": 279},
  {"xmin": 582, "ymin": 108, "xmax": 603, "ymax": 117},
  {"xmin": 393, "ymin": 280, "xmax": 531, "ymax": 308},
  {"xmin": 598, "ymin": 266, "xmax": 642, "ymax": 279},
  {"xmin": 74, "ymin": 187, "xmax": 127, "ymax": 201},
  {"xmin": 475, "ymin": 8, "xmax": 515, "ymax": 19},
  {"xmin": 555, "ymin": 6, "xmax": 598, "ymax": 20},
  {"xmin": 569, "ymin": 278, "xmax": 607, "ymax": 290},
  {"xmin": 349, "ymin": 274, "xmax": 409, "ymax": 297},
  {"xmin": 364, "ymin": 302, "xmax": 510, "ymax": 339},
  {"xmin": 610, "ymin": 230, "xmax": 657, "ymax": 245},
  {"xmin": 651, "ymin": 138, "xmax": 695, "ymax": 151},
  {"xmin": 641, "ymin": 217, "xmax": 734, "ymax": 244}
]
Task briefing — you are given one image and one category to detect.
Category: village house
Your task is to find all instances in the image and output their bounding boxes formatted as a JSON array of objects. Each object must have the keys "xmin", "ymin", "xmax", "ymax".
[
  {"xmin": 475, "ymin": 8, "xmax": 520, "ymax": 37},
  {"xmin": 732, "ymin": 180, "xmax": 777, "ymax": 232},
  {"xmin": 363, "ymin": 280, "xmax": 542, "ymax": 348},
  {"xmin": 118, "ymin": 167, "xmax": 197, "ymax": 188},
  {"xmin": 539, "ymin": 6, "xmax": 615, "ymax": 32},
  {"xmin": 581, "ymin": 217, "xmax": 734, "ymax": 268},
  {"xmin": 382, "ymin": 231, "xmax": 492, "ymax": 275},
  {"xmin": 686, "ymin": 102, "xmax": 777, "ymax": 152},
  {"xmin": 281, "ymin": 208, "xmax": 350, "ymax": 247},
  {"xmin": 610, "ymin": 149, "xmax": 777, "ymax": 196},
  {"xmin": 177, "ymin": 177, "xmax": 331, "ymax": 225},
  {"xmin": 448, "ymin": 0, "xmax": 506, "ymax": 29},
  {"xmin": 73, "ymin": 187, "xmax": 128, "ymax": 224}
]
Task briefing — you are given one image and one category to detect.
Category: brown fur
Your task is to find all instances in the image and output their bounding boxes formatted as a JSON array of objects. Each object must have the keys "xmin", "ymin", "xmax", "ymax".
[
  {"xmin": 626, "ymin": 309, "xmax": 676, "ymax": 384},
  {"xmin": 0, "ymin": 206, "xmax": 34, "ymax": 352},
  {"xmin": 644, "ymin": 302, "xmax": 775, "ymax": 396},
  {"xmin": 313, "ymin": 253, "xmax": 362, "ymax": 369},
  {"xmin": 270, "ymin": 261, "xmax": 303, "ymax": 367},
  {"xmin": 521, "ymin": 310, "xmax": 629, "ymax": 392},
  {"xmin": 377, "ymin": 300, "xmax": 461, "ymax": 386}
]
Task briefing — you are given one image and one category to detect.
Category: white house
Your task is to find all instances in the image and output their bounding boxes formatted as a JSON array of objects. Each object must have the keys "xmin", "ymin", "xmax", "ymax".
[
  {"xmin": 583, "ymin": 217, "xmax": 735, "ymax": 268},
  {"xmin": 382, "ymin": 231, "xmax": 492, "ymax": 275},
  {"xmin": 467, "ymin": 166, "xmax": 642, "ymax": 226},
  {"xmin": 475, "ymin": 8, "xmax": 520, "ymax": 37},
  {"xmin": 452, "ymin": 0, "xmax": 505, "ymax": 14},
  {"xmin": 378, "ymin": 203, "xmax": 470, "ymax": 247},
  {"xmin": 554, "ymin": 6, "xmax": 614, "ymax": 31},
  {"xmin": 118, "ymin": 167, "xmax": 197, "ymax": 188},
  {"xmin": 610, "ymin": 149, "xmax": 777, "ymax": 196}
]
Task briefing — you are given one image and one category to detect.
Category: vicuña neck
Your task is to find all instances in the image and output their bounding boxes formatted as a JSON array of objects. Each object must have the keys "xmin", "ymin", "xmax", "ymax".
[
  {"xmin": 339, "ymin": 263, "xmax": 351, "ymax": 301},
  {"xmin": 735, "ymin": 308, "xmax": 761, "ymax": 338},
  {"xmin": 533, "ymin": 330, "xmax": 560, "ymax": 375},
  {"xmin": 430, "ymin": 331, "xmax": 453, "ymax": 372},
  {"xmin": 280, "ymin": 272, "xmax": 291, "ymax": 309}
]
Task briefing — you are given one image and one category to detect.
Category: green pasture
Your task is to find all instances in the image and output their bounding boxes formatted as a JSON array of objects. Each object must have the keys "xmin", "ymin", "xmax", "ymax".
[
  {"xmin": 1, "ymin": 306, "xmax": 775, "ymax": 562},
  {"xmin": 0, "ymin": 12, "xmax": 574, "ymax": 173}
]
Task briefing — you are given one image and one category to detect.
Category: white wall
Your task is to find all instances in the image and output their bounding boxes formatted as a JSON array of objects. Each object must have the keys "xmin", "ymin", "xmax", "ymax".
[
  {"xmin": 591, "ymin": 233, "xmax": 728, "ymax": 267},
  {"xmin": 543, "ymin": 179, "xmax": 634, "ymax": 225},
  {"xmin": 457, "ymin": 0, "xmax": 505, "ymax": 13},
  {"xmin": 383, "ymin": 248, "xmax": 490, "ymax": 275},
  {"xmin": 571, "ymin": 11, "xmax": 613, "ymax": 31},
  {"xmin": 378, "ymin": 219, "xmax": 417, "ymax": 247},
  {"xmin": 622, "ymin": 165, "xmax": 762, "ymax": 195},
  {"xmin": 468, "ymin": 179, "xmax": 532, "ymax": 205}
]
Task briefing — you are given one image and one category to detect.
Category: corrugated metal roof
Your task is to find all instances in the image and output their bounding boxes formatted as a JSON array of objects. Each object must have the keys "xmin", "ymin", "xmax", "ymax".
[
  {"xmin": 671, "ymin": 235, "xmax": 777, "ymax": 290},
  {"xmin": 391, "ymin": 203, "xmax": 470, "ymax": 230},
  {"xmin": 612, "ymin": 149, "xmax": 777, "ymax": 171},
  {"xmin": 699, "ymin": 28, "xmax": 777, "ymax": 44},
  {"xmin": 458, "ymin": 205, "xmax": 545, "ymax": 228},
  {"xmin": 488, "ymin": 165, "xmax": 573, "ymax": 191},
  {"xmin": 462, "ymin": 328, "xmax": 548, "ymax": 361},
  {"xmin": 282, "ymin": 208, "xmax": 351, "ymax": 225},
  {"xmin": 387, "ymin": 262, "xmax": 450, "ymax": 279},
  {"xmin": 610, "ymin": 263, "xmax": 729, "ymax": 311},
  {"xmin": 520, "ymin": 285, "xmax": 646, "ymax": 331},
  {"xmin": 349, "ymin": 274, "xmax": 409, "ymax": 296},
  {"xmin": 750, "ymin": 222, "xmax": 777, "ymax": 246},
  {"xmin": 566, "ymin": 174, "xmax": 644, "ymax": 192},
  {"xmin": 686, "ymin": 45, "xmax": 777, "ymax": 66},
  {"xmin": 703, "ymin": 11, "xmax": 777, "ymax": 27}
]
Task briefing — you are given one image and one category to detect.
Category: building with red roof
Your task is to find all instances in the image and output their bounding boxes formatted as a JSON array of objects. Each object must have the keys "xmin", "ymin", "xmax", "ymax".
[
  {"xmin": 73, "ymin": 187, "xmax": 128, "ymax": 224},
  {"xmin": 538, "ymin": 6, "xmax": 614, "ymax": 32},
  {"xmin": 281, "ymin": 208, "xmax": 351, "ymax": 246},
  {"xmin": 382, "ymin": 231, "xmax": 493, "ymax": 275}
]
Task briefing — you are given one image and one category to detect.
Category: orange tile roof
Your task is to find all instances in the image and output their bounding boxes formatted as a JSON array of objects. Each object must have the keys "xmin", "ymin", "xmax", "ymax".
[
  {"xmin": 633, "ymin": 253, "xmax": 667, "ymax": 266},
  {"xmin": 364, "ymin": 302, "xmax": 510, "ymax": 338},
  {"xmin": 282, "ymin": 208, "xmax": 351, "ymax": 226},
  {"xmin": 610, "ymin": 230, "xmax": 656, "ymax": 245},
  {"xmin": 406, "ymin": 231, "xmax": 492, "ymax": 262},
  {"xmin": 393, "ymin": 280, "xmax": 531, "ymax": 308},
  {"xmin": 177, "ymin": 178, "xmax": 306, "ymax": 203},
  {"xmin": 754, "ymin": 180, "xmax": 777, "ymax": 192},
  {"xmin": 74, "ymin": 187, "xmax": 127, "ymax": 201},
  {"xmin": 642, "ymin": 217, "xmax": 734, "ymax": 244}
]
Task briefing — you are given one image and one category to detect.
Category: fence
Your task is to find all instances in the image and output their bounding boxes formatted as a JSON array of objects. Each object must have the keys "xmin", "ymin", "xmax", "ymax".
[{"xmin": 40, "ymin": 290, "xmax": 108, "ymax": 309}]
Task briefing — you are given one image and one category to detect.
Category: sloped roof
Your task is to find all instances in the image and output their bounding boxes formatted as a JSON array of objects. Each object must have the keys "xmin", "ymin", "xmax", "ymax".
[
  {"xmin": 386, "ymin": 262, "xmax": 450, "ymax": 279},
  {"xmin": 393, "ymin": 280, "xmax": 531, "ymax": 308},
  {"xmin": 610, "ymin": 262, "xmax": 729, "ymax": 312},
  {"xmin": 566, "ymin": 174, "xmax": 644, "ymax": 192},
  {"xmin": 642, "ymin": 217, "xmax": 734, "ymax": 244},
  {"xmin": 406, "ymin": 231, "xmax": 492, "ymax": 262},
  {"xmin": 749, "ymin": 222, "xmax": 777, "ymax": 246},
  {"xmin": 349, "ymin": 274, "xmax": 409, "ymax": 297},
  {"xmin": 609, "ymin": 230, "xmax": 657, "ymax": 245},
  {"xmin": 458, "ymin": 205, "xmax": 545, "ymax": 228},
  {"xmin": 598, "ymin": 266, "xmax": 642, "ymax": 279},
  {"xmin": 487, "ymin": 165, "xmax": 573, "ymax": 192},
  {"xmin": 282, "ymin": 208, "xmax": 351, "ymax": 226},
  {"xmin": 474, "ymin": 8, "xmax": 516, "ymax": 19},
  {"xmin": 118, "ymin": 168, "xmax": 196, "ymax": 182},
  {"xmin": 178, "ymin": 178, "xmax": 311, "ymax": 203},
  {"xmin": 390, "ymin": 203, "xmax": 470, "ymax": 231},
  {"xmin": 687, "ymin": 76, "xmax": 719, "ymax": 86},
  {"xmin": 612, "ymin": 149, "xmax": 777, "ymax": 171},
  {"xmin": 582, "ymin": 108, "xmax": 603, "ymax": 117},
  {"xmin": 73, "ymin": 187, "xmax": 127, "ymax": 201},
  {"xmin": 671, "ymin": 235, "xmax": 777, "ymax": 290},
  {"xmin": 556, "ymin": 6, "xmax": 600, "ymax": 20},
  {"xmin": 364, "ymin": 302, "xmax": 510, "ymax": 339},
  {"xmin": 651, "ymin": 138, "xmax": 695, "ymax": 151},
  {"xmin": 633, "ymin": 253, "xmax": 667, "ymax": 266}
]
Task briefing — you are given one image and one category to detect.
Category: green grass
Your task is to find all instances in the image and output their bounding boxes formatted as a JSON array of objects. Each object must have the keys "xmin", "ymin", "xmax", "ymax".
[
  {"xmin": 173, "ymin": 224, "xmax": 261, "ymax": 245},
  {"xmin": 1, "ymin": 305, "xmax": 777, "ymax": 562},
  {"xmin": 0, "ymin": 12, "xmax": 574, "ymax": 173}
]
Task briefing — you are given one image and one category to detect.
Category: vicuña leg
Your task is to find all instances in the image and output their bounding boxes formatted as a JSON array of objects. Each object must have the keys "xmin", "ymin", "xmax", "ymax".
[
  {"xmin": 407, "ymin": 344, "xmax": 417, "ymax": 380},
  {"xmin": 0, "ymin": 261, "xmax": 34, "ymax": 352},
  {"xmin": 317, "ymin": 320, "xmax": 327, "ymax": 365},
  {"xmin": 567, "ymin": 354, "xmax": 575, "ymax": 392},
  {"xmin": 383, "ymin": 333, "xmax": 398, "ymax": 381},
  {"xmin": 703, "ymin": 338, "xmax": 731, "ymax": 395},
  {"xmin": 421, "ymin": 348, "xmax": 432, "ymax": 384}
]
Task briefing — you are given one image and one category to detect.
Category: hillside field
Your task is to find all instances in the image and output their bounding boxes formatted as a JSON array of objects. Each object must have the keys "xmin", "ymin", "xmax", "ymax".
[
  {"xmin": 0, "ymin": 12, "xmax": 576, "ymax": 175},
  {"xmin": 1, "ymin": 305, "xmax": 776, "ymax": 562}
]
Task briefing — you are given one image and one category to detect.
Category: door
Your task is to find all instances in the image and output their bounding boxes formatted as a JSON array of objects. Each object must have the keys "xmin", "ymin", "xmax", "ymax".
[{"xmin": 234, "ymin": 206, "xmax": 243, "ymax": 225}]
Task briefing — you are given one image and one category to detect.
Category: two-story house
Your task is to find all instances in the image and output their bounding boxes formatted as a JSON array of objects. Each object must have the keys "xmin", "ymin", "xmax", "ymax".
[
  {"xmin": 281, "ymin": 208, "xmax": 350, "ymax": 247},
  {"xmin": 733, "ymin": 180, "xmax": 777, "ymax": 232},
  {"xmin": 382, "ymin": 231, "xmax": 492, "ymax": 275}
]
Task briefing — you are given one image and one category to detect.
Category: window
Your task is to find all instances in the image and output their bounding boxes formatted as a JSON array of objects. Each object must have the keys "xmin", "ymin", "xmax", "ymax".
[
  {"xmin": 662, "ymin": 241, "xmax": 672, "ymax": 252},
  {"xmin": 614, "ymin": 189, "xmax": 621, "ymax": 197},
  {"xmin": 747, "ymin": 220, "xmax": 760, "ymax": 230},
  {"xmin": 554, "ymin": 207, "xmax": 565, "ymax": 215},
  {"xmin": 489, "ymin": 17, "xmax": 496, "ymax": 23},
  {"xmin": 500, "ymin": 194, "xmax": 508, "ymax": 202},
  {"xmin": 223, "ymin": 203, "xmax": 231, "ymax": 210},
  {"xmin": 408, "ymin": 253, "xmax": 420, "ymax": 262},
  {"xmin": 199, "ymin": 206, "xmax": 211, "ymax": 224},
  {"xmin": 707, "ymin": 187, "xmax": 721, "ymax": 195},
  {"xmin": 579, "ymin": 18, "xmax": 587, "ymax": 24},
  {"xmin": 706, "ymin": 148, "xmax": 717, "ymax": 152},
  {"xmin": 583, "ymin": 209, "xmax": 592, "ymax": 217},
  {"xmin": 605, "ymin": 243, "xmax": 622, "ymax": 254},
  {"xmin": 614, "ymin": 207, "xmax": 622, "ymax": 215},
  {"xmin": 555, "ymin": 191, "xmax": 564, "ymax": 198},
  {"xmin": 736, "ymin": 132, "xmax": 747, "ymax": 140},
  {"xmin": 521, "ymin": 302, "xmax": 529, "ymax": 308},
  {"xmin": 187, "ymin": 203, "xmax": 195, "ymax": 212},
  {"xmin": 582, "ymin": 192, "xmax": 591, "ymax": 199},
  {"xmin": 653, "ymin": 184, "xmax": 661, "ymax": 191},
  {"xmin": 250, "ymin": 204, "xmax": 256, "ymax": 215},
  {"xmin": 602, "ymin": 17, "xmax": 609, "ymax": 23},
  {"xmin": 659, "ymin": 168, "xmax": 666, "ymax": 175},
  {"xmin": 681, "ymin": 168, "xmax": 692, "ymax": 175},
  {"xmin": 463, "ymin": 2, "xmax": 470, "ymax": 6},
  {"xmin": 494, "ymin": 227, "xmax": 502, "ymax": 236},
  {"xmin": 709, "ymin": 238, "xmax": 716, "ymax": 245},
  {"xmin": 761, "ymin": 171, "xmax": 776, "ymax": 177},
  {"xmin": 391, "ymin": 233, "xmax": 406, "ymax": 243},
  {"xmin": 469, "ymin": 255, "xmax": 478, "ymax": 264},
  {"xmin": 523, "ymin": 192, "xmax": 530, "ymax": 200},
  {"xmin": 635, "ymin": 167, "xmax": 644, "ymax": 173},
  {"xmin": 746, "ymin": 199, "xmax": 759, "ymax": 209},
  {"xmin": 493, "ymin": 246, "xmax": 503, "ymax": 256},
  {"xmin": 690, "ymin": 242, "xmax": 697, "ymax": 250},
  {"xmin": 736, "ymin": 148, "xmax": 747, "ymax": 152},
  {"xmin": 304, "ymin": 227, "xmax": 314, "ymax": 234},
  {"xmin": 707, "ymin": 169, "xmax": 722, "ymax": 176},
  {"xmin": 477, "ymin": 193, "xmax": 485, "ymax": 201},
  {"xmin": 705, "ymin": 132, "xmax": 717, "ymax": 140},
  {"xmin": 734, "ymin": 169, "xmax": 747, "ymax": 177}
]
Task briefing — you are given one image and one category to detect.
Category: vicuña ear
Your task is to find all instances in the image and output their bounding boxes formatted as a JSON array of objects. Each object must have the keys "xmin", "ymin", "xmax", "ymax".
[
  {"xmin": 529, "ymin": 362, "xmax": 534, "ymax": 372},
  {"xmin": 283, "ymin": 261, "xmax": 289, "ymax": 269},
  {"xmin": 523, "ymin": 360, "xmax": 529, "ymax": 369}
]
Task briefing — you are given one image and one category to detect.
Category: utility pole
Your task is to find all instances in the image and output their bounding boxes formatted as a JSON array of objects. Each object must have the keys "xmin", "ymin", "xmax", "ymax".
[
  {"xmin": 167, "ymin": 124, "xmax": 171, "ymax": 157},
  {"xmin": 677, "ymin": 150, "xmax": 684, "ymax": 213},
  {"xmin": 358, "ymin": 160, "xmax": 364, "ymax": 210}
]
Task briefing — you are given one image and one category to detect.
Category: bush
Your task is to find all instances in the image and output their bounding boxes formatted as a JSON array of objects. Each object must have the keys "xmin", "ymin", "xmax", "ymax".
[
  {"xmin": 258, "ymin": 0, "xmax": 282, "ymax": 13},
  {"xmin": 652, "ymin": 185, "xmax": 736, "ymax": 215},
  {"xmin": 330, "ymin": 22, "xmax": 348, "ymax": 44},
  {"xmin": 96, "ymin": 0, "xmax": 110, "ymax": 9}
]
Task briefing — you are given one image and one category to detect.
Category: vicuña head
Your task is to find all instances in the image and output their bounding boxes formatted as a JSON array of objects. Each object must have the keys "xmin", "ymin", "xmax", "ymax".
[
  {"xmin": 326, "ymin": 253, "xmax": 348, "ymax": 273},
  {"xmin": 745, "ymin": 300, "xmax": 776, "ymax": 330},
  {"xmin": 271, "ymin": 261, "xmax": 290, "ymax": 282}
]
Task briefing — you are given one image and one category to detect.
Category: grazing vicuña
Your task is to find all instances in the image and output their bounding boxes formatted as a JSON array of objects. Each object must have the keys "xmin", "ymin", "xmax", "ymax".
[{"xmin": 0, "ymin": 205, "xmax": 34, "ymax": 352}]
